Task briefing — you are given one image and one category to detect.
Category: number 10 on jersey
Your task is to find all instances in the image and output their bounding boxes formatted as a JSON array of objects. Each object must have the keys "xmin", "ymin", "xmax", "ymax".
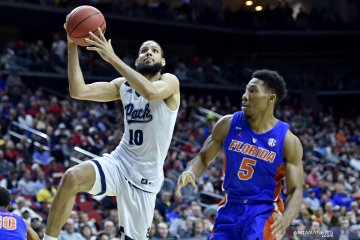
[
  {"xmin": 129, "ymin": 129, "xmax": 143, "ymax": 145},
  {"xmin": 0, "ymin": 216, "xmax": 17, "ymax": 230}
]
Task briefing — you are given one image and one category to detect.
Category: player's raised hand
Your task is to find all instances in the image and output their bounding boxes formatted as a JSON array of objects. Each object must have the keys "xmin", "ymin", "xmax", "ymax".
[
  {"xmin": 271, "ymin": 211, "xmax": 288, "ymax": 240},
  {"xmin": 63, "ymin": 23, "xmax": 75, "ymax": 44},
  {"xmin": 175, "ymin": 170, "xmax": 197, "ymax": 197},
  {"xmin": 85, "ymin": 27, "xmax": 116, "ymax": 63}
]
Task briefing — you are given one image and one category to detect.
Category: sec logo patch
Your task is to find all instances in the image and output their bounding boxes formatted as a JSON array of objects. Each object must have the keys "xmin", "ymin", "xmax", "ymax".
[{"xmin": 268, "ymin": 138, "xmax": 276, "ymax": 147}]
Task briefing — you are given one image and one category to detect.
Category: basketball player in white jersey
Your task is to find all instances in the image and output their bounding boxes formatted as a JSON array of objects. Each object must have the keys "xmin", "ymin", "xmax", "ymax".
[{"xmin": 44, "ymin": 27, "xmax": 180, "ymax": 240}]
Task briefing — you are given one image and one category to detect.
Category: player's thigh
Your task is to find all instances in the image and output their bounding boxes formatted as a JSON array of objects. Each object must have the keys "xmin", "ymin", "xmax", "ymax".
[
  {"xmin": 211, "ymin": 204, "xmax": 239, "ymax": 240},
  {"xmin": 241, "ymin": 208, "xmax": 274, "ymax": 240},
  {"xmin": 87, "ymin": 156, "xmax": 123, "ymax": 196},
  {"xmin": 117, "ymin": 181, "xmax": 157, "ymax": 240}
]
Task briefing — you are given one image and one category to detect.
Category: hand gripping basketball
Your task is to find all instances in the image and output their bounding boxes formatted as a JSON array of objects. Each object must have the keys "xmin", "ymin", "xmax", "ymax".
[{"xmin": 84, "ymin": 28, "xmax": 116, "ymax": 64}]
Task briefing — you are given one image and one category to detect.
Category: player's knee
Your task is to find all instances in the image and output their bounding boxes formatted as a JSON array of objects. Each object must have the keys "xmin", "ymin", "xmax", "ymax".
[{"xmin": 61, "ymin": 168, "xmax": 81, "ymax": 192}]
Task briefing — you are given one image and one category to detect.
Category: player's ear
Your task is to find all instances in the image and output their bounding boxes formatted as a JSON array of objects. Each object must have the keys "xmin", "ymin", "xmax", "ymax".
[
  {"xmin": 161, "ymin": 58, "xmax": 166, "ymax": 67},
  {"xmin": 135, "ymin": 58, "xmax": 139, "ymax": 67},
  {"xmin": 268, "ymin": 93, "xmax": 276, "ymax": 105}
]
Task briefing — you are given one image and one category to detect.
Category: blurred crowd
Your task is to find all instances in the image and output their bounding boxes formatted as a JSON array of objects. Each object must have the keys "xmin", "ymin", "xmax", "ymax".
[
  {"xmin": 1, "ymin": 35, "xmax": 359, "ymax": 92},
  {"xmin": 0, "ymin": 68, "xmax": 359, "ymax": 239},
  {"xmin": 6, "ymin": 0, "xmax": 360, "ymax": 30}
]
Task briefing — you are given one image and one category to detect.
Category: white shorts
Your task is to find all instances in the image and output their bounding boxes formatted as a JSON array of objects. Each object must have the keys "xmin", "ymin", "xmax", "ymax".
[{"xmin": 88, "ymin": 156, "xmax": 156, "ymax": 240}]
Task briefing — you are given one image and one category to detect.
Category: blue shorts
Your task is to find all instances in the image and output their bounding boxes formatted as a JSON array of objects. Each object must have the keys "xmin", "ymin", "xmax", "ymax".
[{"xmin": 210, "ymin": 200, "xmax": 281, "ymax": 240}]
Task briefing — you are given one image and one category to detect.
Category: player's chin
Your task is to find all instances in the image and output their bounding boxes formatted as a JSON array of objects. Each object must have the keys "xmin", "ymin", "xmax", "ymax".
[{"xmin": 242, "ymin": 107, "xmax": 253, "ymax": 116}]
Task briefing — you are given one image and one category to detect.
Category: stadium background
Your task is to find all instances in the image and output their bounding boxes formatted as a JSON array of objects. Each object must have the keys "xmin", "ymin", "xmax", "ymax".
[{"xmin": 0, "ymin": 0, "xmax": 359, "ymax": 239}]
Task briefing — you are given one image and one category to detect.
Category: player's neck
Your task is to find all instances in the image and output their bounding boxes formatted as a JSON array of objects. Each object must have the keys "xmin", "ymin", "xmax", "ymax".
[
  {"xmin": 246, "ymin": 112, "xmax": 277, "ymax": 134},
  {"xmin": 143, "ymin": 72, "xmax": 161, "ymax": 82}
]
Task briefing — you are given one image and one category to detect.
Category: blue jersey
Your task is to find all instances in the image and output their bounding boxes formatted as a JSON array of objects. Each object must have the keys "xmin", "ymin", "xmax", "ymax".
[
  {"xmin": 222, "ymin": 111, "xmax": 289, "ymax": 203},
  {"xmin": 0, "ymin": 210, "xmax": 27, "ymax": 240}
]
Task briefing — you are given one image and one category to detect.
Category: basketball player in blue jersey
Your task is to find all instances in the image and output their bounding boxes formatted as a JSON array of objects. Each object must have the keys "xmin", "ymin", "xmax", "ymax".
[
  {"xmin": 176, "ymin": 69, "xmax": 304, "ymax": 240},
  {"xmin": 0, "ymin": 187, "xmax": 40, "ymax": 240},
  {"xmin": 44, "ymin": 26, "xmax": 180, "ymax": 240}
]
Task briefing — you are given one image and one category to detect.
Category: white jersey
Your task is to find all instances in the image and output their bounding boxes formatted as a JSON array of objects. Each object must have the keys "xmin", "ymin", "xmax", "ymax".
[{"xmin": 109, "ymin": 81, "xmax": 178, "ymax": 193}]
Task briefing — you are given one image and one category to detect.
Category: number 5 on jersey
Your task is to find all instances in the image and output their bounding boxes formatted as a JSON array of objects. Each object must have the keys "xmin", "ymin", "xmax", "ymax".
[
  {"xmin": 238, "ymin": 158, "xmax": 257, "ymax": 180},
  {"xmin": 129, "ymin": 129, "xmax": 143, "ymax": 145}
]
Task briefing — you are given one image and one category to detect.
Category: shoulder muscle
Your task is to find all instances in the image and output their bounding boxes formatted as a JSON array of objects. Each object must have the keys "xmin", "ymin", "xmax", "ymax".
[
  {"xmin": 212, "ymin": 114, "xmax": 233, "ymax": 142},
  {"xmin": 283, "ymin": 130, "xmax": 303, "ymax": 165}
]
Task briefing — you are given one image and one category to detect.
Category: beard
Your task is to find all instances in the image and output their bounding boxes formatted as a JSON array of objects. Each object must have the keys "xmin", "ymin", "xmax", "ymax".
[{"xmin": 136, "ymin": 63, "xmax": 162, "ymax": 75}]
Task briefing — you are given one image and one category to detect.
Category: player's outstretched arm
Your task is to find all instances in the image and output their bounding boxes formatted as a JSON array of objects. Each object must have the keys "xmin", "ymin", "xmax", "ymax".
[
  {"xmin": 272, "ymin": 130, "xmax": 304, "ymax": 239},
  {"xmin": 85, "ymin": 29, "xmax": 179, "ymax": 102},
  {"xmin": 64, "ymin": 24, "xmax": 125, "ymax": 102},
  {"xmin": 176, "ymin": 115, "xmax": 232, "ymax": 196},
  {"xmin": 26, "ymin": 221, "xmax": 40, "ymax": 240}
]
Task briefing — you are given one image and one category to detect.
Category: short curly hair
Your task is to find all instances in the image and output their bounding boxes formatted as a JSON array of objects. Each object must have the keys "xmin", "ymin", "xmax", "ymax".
[
  {"xmin": 252, "ymin": 69, "xmax": 287, "ymax": 105},
  {"xmin": 0, "ymin": 187, "xmax": 10, "ymax": 208}
]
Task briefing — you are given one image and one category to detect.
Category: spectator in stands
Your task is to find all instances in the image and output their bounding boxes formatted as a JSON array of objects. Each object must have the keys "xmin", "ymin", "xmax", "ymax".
[
  {"xmin": 189, "ymin": 202, "xmax": 203, "ymax": 219},
  {"xmin": 200, "ymin": 175, "xmax": 214, "ymax": 193},
  {"xmin": 36, "ymin": 179, "xmax": 56, "ymax": 203},
  {"xmin": 80, "ymin": 224, "xmax": 93, "ymax": 240},
  {"xmin": 34, "ymin": 223, "xmax": 46, "ymax": 239},
  {"xmin": 350, "ymin": 201, "xmax": 360, "ymax": 224},
  {"xmin": 95, "ymin": 220, "xmax": 117, "ymax": 239},
  {"xmin": 156, "ymin": 191, "xmax": 175, "ymax": 222},
  {"xmin": 333, "ymin": 182, "xmax": 354, "ymax": 210},
  {"xmin": 17, "ymin": 169, "xmax": 37, "ymax": 197},
  {"xmin": 169, "ymin": 204, "xmax": 188, "ymax": 238},
  {"xmin": 68, "ymin": 210, "xmax": 80, "ymax": 230},
  {"xmin": 51, "ymin": 33, "xmax": 67, "ymax": 63},
  {"xmin": 12, "ymin": 196, "xmax": 43, "ymax": 222},
  {"xmin": 78, "ymin": 211, "xmax": 97, "ymax": 235},
  {"xmin": 191, "ymin": 219, "xmax": 210, "ymax": 239},
  {"xmin": 153, "ymin": 221, "xmax": 177, "ymax": 240},
  {"xmin": 16, "ymin": 137, "xmax": 33, "ymax": 164},
  {"xmin": 34, "ymin": 167, "xmax": 46, "ymax": 192},
  {"xmin": 27, "ymin": 96, "xmax": 41, "ymax": 117},
  {"xmin": 6, "ymin": 70, "xmax": 24, "ymax": 102},
  {"xmin": 58, "ymin": 218, "xmax": 85, "ymax": 240},
  {"xmin": 304, "ymin": 189, "xmax": 321, "ymax": 209},
  {"xmin": 104, "ymin": 209, "xmax": 119, "ymax": 228},
  {"xmin": 149, "ymin": 221, "xmax": 157, "ymax": 239},
  {"xmin": 95, "ymin": 232, "xmax": 111, "ymax": 240},
  {"xmin": 332, "ymin": 217, "xmax": 358, "ymax": 240},
  {"xmin": 0, "ymin": 149, "xmax": 14, "ymax": 175},
  {"xmin": 17, "ymin": 102, "xmax": 34, "ymax": 127},
  {"xmin": 0, "ymin": 169, "xmax": 19, "ymax": 190},
  {"xmin": 32, "ymin": 146, "xmax": 53, "ymax": 165}
]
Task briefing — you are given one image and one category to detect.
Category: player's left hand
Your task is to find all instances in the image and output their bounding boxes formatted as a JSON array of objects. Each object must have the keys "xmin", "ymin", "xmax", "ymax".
[
  {"xmin": 85, "ymin": 27, "xmax": 116, "ymax": 63},
  {"xmin": 271, "ymin": 211, "xmax": 289, "ymax": 240}
]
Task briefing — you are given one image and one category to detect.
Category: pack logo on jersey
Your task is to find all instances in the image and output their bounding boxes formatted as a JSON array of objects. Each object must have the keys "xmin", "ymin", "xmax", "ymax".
[
  {"xmin": 125, "ymin": 103, "xmax": 153, "ymax": 124},
  {"xmin": 268, "ymin": 138, "xmax": 277, "ymax": 147}
]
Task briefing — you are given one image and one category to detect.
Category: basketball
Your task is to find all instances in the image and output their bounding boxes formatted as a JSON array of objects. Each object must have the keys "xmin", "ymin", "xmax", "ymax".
[{"xmin": 65, "ymin": 5, "xmax": 106, "ymax": 46}]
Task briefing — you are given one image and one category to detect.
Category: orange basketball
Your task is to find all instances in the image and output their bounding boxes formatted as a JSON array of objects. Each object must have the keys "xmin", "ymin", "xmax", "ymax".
[{"xmin": 65, "ymin": 5, "xmax": 106, "ymax": 46}]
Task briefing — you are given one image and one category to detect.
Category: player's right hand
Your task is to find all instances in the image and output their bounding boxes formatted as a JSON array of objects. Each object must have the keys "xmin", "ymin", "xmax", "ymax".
[
  {"xmin": 175, "ymin": 170, "xmax": 197, "ymax": 197},
  {"xmin": 63, "ymin": 22, "xmax": 74, "ymax": 44}
]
